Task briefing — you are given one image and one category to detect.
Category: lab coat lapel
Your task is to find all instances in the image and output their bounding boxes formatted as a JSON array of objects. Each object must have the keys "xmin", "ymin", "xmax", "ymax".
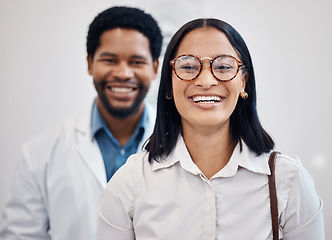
[
  {"xmin": 75, "ymin": 102, "xmax": 107, "ymax": 189},
  {"xmin": 137, "ymin": 102, "xmax": 156, "ymax": 152},
  {"xmin": 74, "ymin": 101, "xmax": 155, "ymax": 187}
]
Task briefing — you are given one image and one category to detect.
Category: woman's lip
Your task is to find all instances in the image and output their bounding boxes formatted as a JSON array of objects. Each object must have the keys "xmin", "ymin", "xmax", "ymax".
[
  {"xmin": 189, "ymin": 94, "xmax": 225, "ymax": 103},
  {"xmin": 188, "ymin": 94, "xmax": 225, "ymax": 109}
]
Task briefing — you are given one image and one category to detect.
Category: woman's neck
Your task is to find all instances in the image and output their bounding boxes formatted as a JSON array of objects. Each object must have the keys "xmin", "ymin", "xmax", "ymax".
[{"xmin": 182, "ymin": 121, "xmax": 236, "ymax": 179}]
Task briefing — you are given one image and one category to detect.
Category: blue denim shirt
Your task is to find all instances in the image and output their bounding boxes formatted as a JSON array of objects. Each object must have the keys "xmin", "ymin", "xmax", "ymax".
[{"xmin": 91, "ymin": 101, "xmax": 146, "ymax": 182}]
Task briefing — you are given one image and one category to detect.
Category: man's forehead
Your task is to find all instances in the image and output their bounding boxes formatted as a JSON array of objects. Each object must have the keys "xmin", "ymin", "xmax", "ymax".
[
  {"xmin": 99, "ymin": 52, "xmax": 149, "ymax": 61},
  {"xmin": 96, "ymin": 29, "xmax": 152, "ymax": 59}
]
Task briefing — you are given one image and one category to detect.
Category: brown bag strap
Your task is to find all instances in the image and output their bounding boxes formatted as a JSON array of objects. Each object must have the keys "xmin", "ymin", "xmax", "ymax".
[{"xmin": 268, "ymin": 151, "xmax": 280, "ymax": 240}]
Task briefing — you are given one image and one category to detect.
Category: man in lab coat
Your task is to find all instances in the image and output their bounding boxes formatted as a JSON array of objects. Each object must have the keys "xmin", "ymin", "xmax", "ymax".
[{"xmin": 0, "ymin": 6, "xmax": 162, "ymax": 240}]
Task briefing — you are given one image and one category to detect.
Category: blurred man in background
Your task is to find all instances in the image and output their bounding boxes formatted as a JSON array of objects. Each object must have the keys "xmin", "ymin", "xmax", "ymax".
[{"xmin": 0, "ymin": 6, "xmax": 162, "ymax": 240}]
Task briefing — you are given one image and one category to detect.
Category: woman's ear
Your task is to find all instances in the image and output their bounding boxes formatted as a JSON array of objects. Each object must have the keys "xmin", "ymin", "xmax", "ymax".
[{"xmin": 241, "ymin": 72, "xmax": 248, "ymax": 92}]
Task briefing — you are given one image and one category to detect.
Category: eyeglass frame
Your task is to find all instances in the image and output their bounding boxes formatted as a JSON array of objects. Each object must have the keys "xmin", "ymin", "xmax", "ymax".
[{"xmin": 170, "ymin": 54, "xmax": 244, "ymax": 82}]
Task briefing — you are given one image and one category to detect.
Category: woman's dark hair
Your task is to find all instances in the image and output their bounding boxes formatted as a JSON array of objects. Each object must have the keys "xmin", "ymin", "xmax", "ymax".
[
  {"xmin": 87, "ymin": 6, "xmax": 163, "ymax": 61},
  {"xmin": 145, "ymin": 18, "xmax": 274, "ymax": 162}
]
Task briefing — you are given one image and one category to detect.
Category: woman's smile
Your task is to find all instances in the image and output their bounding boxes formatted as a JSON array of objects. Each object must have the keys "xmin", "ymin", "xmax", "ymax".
[{"xmin": 189, "ymin": 94, "xmax": 225, "ymax": 109}]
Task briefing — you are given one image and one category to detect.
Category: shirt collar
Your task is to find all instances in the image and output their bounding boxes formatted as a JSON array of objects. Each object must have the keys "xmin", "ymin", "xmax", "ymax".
[
  {"xmin": 90, "ymin": 100, "xmax": 148, "ymax": 142},
  {"xmin": 212, "ymin": 140, "xmax": 271, "ymax": 178},
  {"xmin": 151, "ymin": 135, "xmax": 271, "ymax": 177},
  {"xmin": 91, "ymin": 100, "xmax": 104, "ymax": 140},
  {"xmin": 151, "ymin": 136, "xmax": 196, "ymax": 173},
  {"xmin": 151, "ymin": 136, "xmax": 202, "ymax": 175}
]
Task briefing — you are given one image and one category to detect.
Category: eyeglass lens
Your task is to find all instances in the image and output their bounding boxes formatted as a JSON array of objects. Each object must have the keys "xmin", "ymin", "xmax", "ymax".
[{"xmin": 174, "ymin": 55, "xmax": 239, "ymax": 81}]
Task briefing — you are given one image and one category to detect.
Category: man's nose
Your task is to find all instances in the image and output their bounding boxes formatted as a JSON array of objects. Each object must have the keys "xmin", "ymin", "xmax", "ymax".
[{"xmin": 112, "ymin": 62, "xmax": 134, "ymax": 79}]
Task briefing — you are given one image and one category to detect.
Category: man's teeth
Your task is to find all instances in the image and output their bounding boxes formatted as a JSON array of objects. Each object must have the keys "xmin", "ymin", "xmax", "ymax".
[
  {"xmin": 111, "ymin": 87, "xmax": 133, "ymax": 93},
  {"xmin": 192, "ymin": 96, "xmax": 222, "ymax": 103}
]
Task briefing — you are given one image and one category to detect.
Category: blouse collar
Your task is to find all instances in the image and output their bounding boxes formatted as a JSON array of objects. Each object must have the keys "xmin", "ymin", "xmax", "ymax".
[{"xmin": 152, "ymin": 135, "xmax": 271, "ymax": 178}]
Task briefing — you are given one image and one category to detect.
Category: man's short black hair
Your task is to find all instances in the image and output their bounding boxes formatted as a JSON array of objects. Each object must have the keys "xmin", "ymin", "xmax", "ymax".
[{"xmin": 87, "ymin": 6, "xmax": 163, "ymax": 61}]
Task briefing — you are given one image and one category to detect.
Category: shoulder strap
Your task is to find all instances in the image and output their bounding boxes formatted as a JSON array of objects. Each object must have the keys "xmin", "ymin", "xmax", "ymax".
[{"xmin": 268, "ymin": 151, "xmax": 280, "ymax": 240}]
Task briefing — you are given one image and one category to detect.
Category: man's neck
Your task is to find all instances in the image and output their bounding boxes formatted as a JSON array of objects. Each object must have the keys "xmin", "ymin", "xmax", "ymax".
[{"xmin": 97, "ymin": 100, "xmax": 145, "ymax": 146}]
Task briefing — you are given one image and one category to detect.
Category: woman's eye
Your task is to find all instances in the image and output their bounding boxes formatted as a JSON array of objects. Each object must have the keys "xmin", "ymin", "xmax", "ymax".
[
  {"xmin": 214, "ymin": 65, "xmax": 232, "ymax": 72},
  {"xmin": 180, "ymin": 64, "xmax": 198, "ymax": 71},
  {"xmin": 219, "ymin": 65, "xmax": 231, "ymax": 69}
]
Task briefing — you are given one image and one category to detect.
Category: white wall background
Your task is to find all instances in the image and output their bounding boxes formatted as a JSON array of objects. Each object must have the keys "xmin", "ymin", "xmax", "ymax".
[{"xmin": 1, "ymin": 0, "xmax": 331, "ymax": 238}]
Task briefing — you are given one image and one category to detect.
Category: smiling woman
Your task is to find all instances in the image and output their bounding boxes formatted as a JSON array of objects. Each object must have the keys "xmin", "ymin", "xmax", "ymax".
[
  {"xmin": 96, "ymin": 18, "xmax": 325, "ymax": 240},
  {"xmin": 171, "ymin": 28, "xmax": 247, "ymax": 150}
]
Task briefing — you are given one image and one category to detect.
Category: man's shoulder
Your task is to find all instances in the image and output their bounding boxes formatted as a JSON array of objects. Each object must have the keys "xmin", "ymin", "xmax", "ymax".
[
  {"xmin": 144, "ymin": 101, "xmax": 156, "ymax": 122},
  {"xmin": 142, "ymin": 101, "xmax": 156, "ymax": 137},
  {"xmin": 23, "ymin": 104, "xmax": 93, "ymax": 152}
]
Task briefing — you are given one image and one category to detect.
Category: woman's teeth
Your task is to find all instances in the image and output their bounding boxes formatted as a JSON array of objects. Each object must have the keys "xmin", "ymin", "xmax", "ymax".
[{"xmin": 192, "ymin": 96, "xmax": 222, "ymax": 103}]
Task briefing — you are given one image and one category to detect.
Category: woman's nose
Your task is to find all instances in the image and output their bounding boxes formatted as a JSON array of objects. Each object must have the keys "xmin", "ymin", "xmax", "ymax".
[{"xmin": 194, "ymin": 66, "xmax": 218, "ymax": 88}]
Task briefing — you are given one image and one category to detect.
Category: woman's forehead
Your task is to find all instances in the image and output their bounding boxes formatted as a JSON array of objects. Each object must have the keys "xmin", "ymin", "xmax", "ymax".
[{"xmin": 176, "ymin": 28, "xmax": 239, "ymax": 59}]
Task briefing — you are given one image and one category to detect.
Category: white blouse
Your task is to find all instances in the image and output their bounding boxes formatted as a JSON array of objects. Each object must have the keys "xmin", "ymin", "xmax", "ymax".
[{"xmin": 97, "ymin": 136, "xmax": 324, "ymax": 240}]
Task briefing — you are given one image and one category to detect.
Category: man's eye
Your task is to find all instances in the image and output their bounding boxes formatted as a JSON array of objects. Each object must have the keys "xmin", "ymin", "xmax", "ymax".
[
  {"xmin": 131, "ymin": 61, "xmax": 146, "ymax": 66},
  {"xmin": 100, "ymin": 59, "xmax": 117, "ymax": 64}
]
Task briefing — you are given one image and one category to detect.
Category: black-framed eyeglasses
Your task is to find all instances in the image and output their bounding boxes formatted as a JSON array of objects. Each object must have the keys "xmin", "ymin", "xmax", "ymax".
[{"xmin": 170, "ymin": 54, "xmax": 244, "ymax": 82}]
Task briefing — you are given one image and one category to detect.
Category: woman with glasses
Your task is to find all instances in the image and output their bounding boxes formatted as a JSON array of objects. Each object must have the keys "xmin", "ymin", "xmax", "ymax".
[{"xmin": 97, "ymin": 18, "xmax": 324, "ymax": 240}]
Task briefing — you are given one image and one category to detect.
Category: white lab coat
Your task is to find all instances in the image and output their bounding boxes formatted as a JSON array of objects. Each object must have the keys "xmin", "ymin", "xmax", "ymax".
[{"xmin": 0, "ymin": 100, "xmax": 156, "ymax": 240}]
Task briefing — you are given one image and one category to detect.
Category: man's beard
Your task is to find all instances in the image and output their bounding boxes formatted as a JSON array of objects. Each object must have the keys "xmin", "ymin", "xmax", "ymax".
[{"xmin": 94, "ymin": 79, "xmax": 148, "ymax": 119}]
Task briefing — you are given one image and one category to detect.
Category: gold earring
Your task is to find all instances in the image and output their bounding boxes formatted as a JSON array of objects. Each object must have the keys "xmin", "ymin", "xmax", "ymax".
[
  {"xmin": 241, "ymin": 92, "xmax": 248, "ymax": 99},
  {"xmin": 165, "ymin": 91, "xmax": 173, "ymax": 100}
]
